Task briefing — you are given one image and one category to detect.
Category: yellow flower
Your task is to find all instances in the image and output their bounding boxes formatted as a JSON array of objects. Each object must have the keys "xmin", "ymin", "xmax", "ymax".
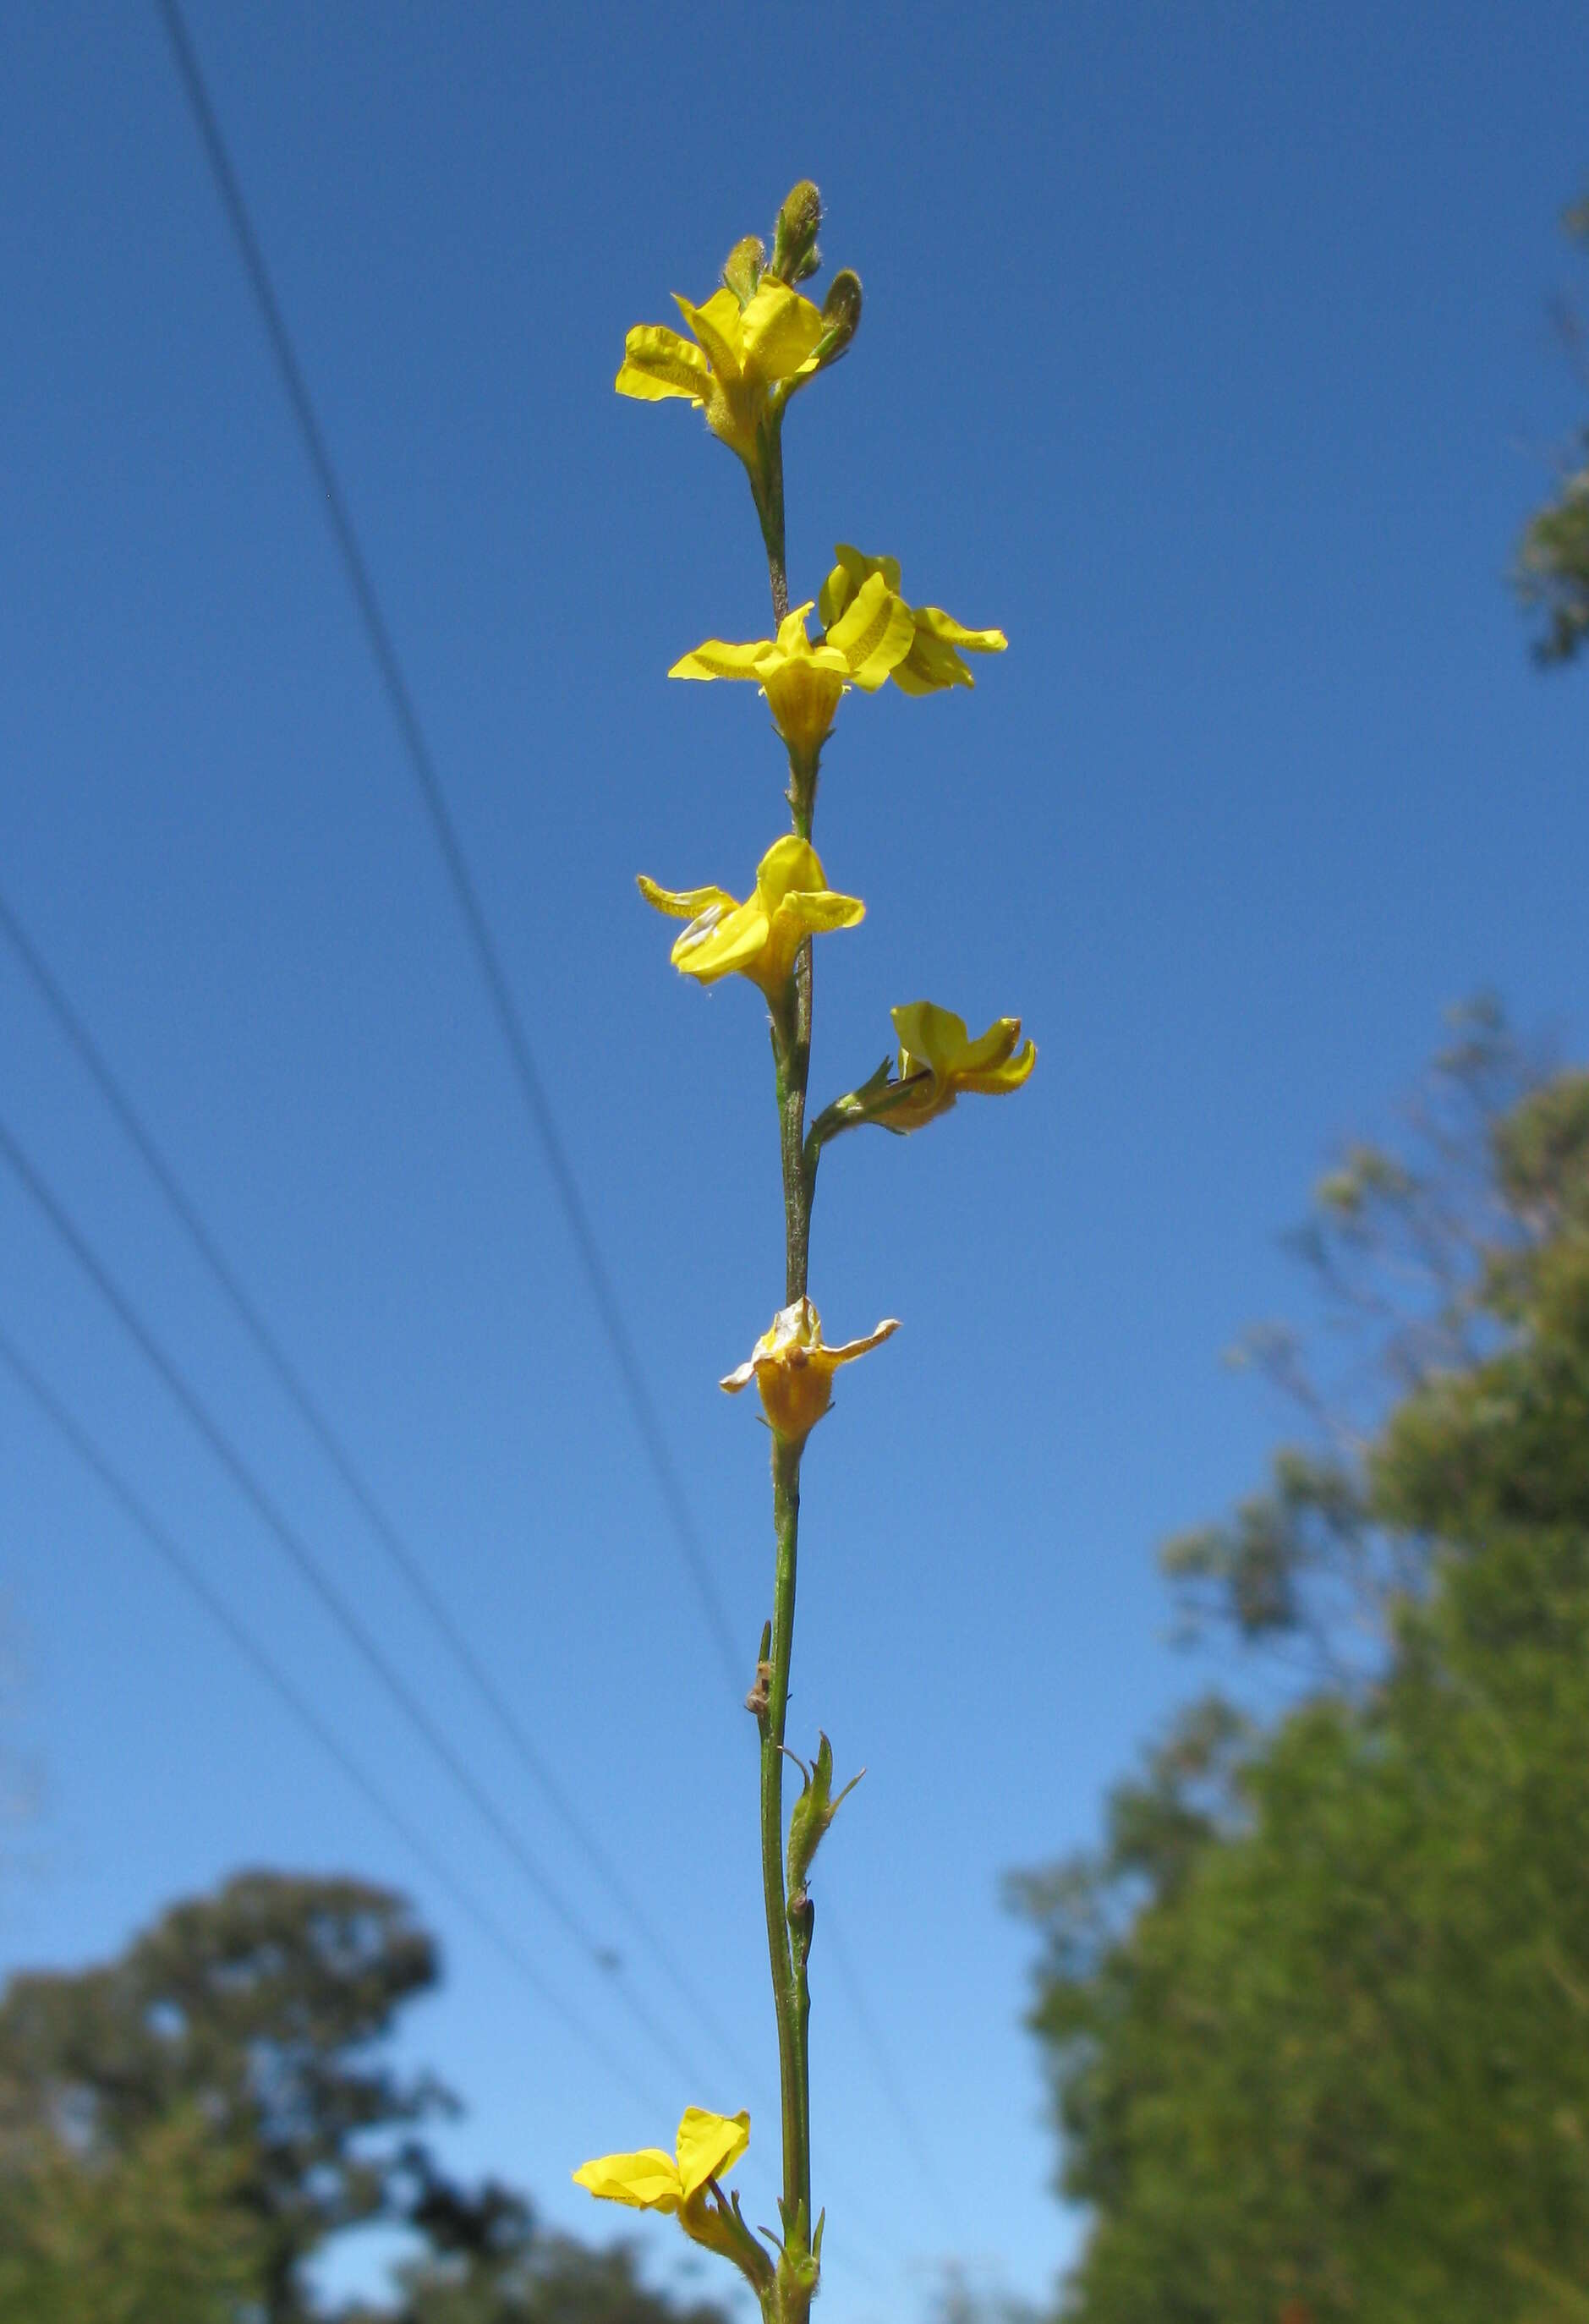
[
  {"xmin": 885, "ymin": 1001, "xmax": 1037, "ymax": 1131},
  {"xmin": 721, "ymin": 1296, "xmax": 899, "ymax": 1446},
  {"xmin": 616, "ymin": 280, "xmax": 830, "ymax": 468},
  {"xmin": 638, "ymin": 836, "xmax": 863, "ymax": 999},
  {"xmin": 670, "ymin": 585, "xmax": 917, "ymax": 760},
  {"xmin": 818, "ymin": 545, "xmax": 1007, "ymax": 694},
  {"xmin": 573, "ymin": 2106, "xmax": 749, "ymax": 2217}
]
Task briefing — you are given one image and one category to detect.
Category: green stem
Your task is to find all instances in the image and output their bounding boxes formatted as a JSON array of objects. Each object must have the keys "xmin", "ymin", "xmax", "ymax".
[
  {"xmin": 775, "ymin": 979, "xmax": 814, "ymax": 1305},
  {"xmin": 760, "ymin": 1435, "xmax": 809, "ymax": 2228},
  {"xmin": 754, "ymin": 419, "xmax": 819, "ymax": 2298},
  {"xmin": 750, "ymin": 421, "xmax": 789, "ymax": 625}
]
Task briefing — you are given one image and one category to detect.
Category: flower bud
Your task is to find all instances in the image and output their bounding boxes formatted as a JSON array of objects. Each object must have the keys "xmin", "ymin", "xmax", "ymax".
[
  {"xmin": 786, "ymin": 1732, "xmax": 863, "ymax": 1904},
  {"xmin": 770, "ymin": 179, "xmax": 823, "ymax": 285},
  {"xmin": 817, "ymin": 268, "xmax": 863, "ymax": 363},
  {"xmin": 721, "ymin": 235, "xmax": 764, "ymax": 305}
]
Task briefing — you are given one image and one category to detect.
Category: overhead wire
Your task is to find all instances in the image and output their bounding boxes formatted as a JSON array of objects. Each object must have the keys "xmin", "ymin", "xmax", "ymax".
[
  {"xmin": 148, "ymin": 0, "xmax": 947, "ymax": 2226},
  {"xmin": 0, "ymin": 880, "xmax": 748, "ymax": 2093},
  {"xmin": 151, "ymin": 0, "xmax": 742, "ymax": 1700},
  {"xmin": 0, "ymin": 1107, "xmax": 701, "ymax": 2097},
  {"xmin": 0, "ymin": 1321, "xmax": 662, "ymax": 2121}
]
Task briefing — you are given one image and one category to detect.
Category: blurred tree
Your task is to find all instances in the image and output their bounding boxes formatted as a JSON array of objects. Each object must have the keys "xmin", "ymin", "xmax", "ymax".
[
  {"xmin": 0, "ymin": 2105, "xmax": 264, "ymax": 2324},
  {"xmin": 1516, "ymin": 194, "xmax": 1589, "ymax": 666},
  {"xmin": 0, "ymin": 1870, "xmax": 734, "ymax": 2324},
  {"xmin": 1159, "ymin": 995, "xmax": 1536, "ymax": 1676},
  {"xmin": 342, "ymin": 2179, "xmax": 741, "ymax": 2324},
  {"xmin": 1010, "ymin": 1050, "xmax": 1589, "ymax": 2321},
  {"xmin": 0, "ymin": 1871, "xmax": 447, "ymax": 2321}
]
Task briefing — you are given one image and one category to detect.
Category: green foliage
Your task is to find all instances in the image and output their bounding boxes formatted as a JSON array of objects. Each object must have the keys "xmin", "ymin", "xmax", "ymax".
[
  {"xmin": 0, "ymin": 1870, "xmax": 445, "ymax": 2320},
  {"xmin": 1160, "ymin": 997, "xmax": 1537, "ymax": 1670},
  {"xmin": 0, "ymin": 2107, "xmax": 263, "ymax": 2324},
  {"xmin": 1516, "ymin": 195, "xmax": 1589, "ymax": 666},
  {"xmin": 1012, "ymin": 1058, "xmax": 1589, "ymax": 2320},
  {"xmin": 343, "ymin": 2181, "xmax": 738, "ymax": 2324},
  {"xmin": 0, "ymin": 1870, "xmax": 734, "ymax": 2324}
]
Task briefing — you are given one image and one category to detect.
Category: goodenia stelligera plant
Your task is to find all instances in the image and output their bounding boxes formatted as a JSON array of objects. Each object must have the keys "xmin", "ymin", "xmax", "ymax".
[{"xmin": 573, "ymin": 182, "xmax": 1036, "ymax": 2324}]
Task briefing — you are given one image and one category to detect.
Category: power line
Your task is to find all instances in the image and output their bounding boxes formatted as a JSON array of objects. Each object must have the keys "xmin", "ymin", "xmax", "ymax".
[
  {"xmin": 0, "ymin": 1107, "xmax": 700, "ymax": 2096},
  {"xmin": 819, "ymin": 1902, "xmax": 961, "ymax": 2233},
  {"xmin": 0, "ymin": 1321, "xmax": 661, "ymax": 2120},
  {"xmin": 151, "ymin": 0, "xmax": 742, "ymax": 1697},
  {"xmin": 0, "ymin": 880, "xmax": 748, "ymax": 2092},
  {"xmin": 148, "ymin": 0, "xmax": 945, "ymax": 2222}
]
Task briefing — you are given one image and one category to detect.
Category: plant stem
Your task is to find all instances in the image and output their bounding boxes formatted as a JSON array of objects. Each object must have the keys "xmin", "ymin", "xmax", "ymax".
[
  {"xmin": 751, "ymin": 423, "xmax": 790, "ymax": 624},
  {"xmin": 777, "ymin": 981, "xmax": 814, "ymax": 1305},
  {"xmin": 762, "ymin": 1434, "xmax": 809, "ymax": 2228},
  {"xmin": 753, "ymin": 467, "xmax": 818, "ymax": 2271}
]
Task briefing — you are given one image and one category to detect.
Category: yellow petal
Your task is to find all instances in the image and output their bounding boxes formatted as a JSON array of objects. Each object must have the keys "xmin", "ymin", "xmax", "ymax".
[
  {"xmin": 671, "ymin": 901, "xmax": 770, "ymax": 983},
  {"xmin": 737, "ymin": 281, "xmax": 826, "ymax": 381},
  {"xmin": 890, "ymin": 1001, "xmax": 972, "ymax": 1076},
  {"xmin": 720, "ymin": 1357, "xmax": 758, "ymax": 1393},
  {"xmin": 573, "ymin": 2146, "xmax": 683, "ymax": 2211},
  {"xmin": 638, "ymin": 874, "xmax": 738, "ymax": 922},
  {"xmin": 958, "ymin": 1039, "xmax": 1038, "ymax": 1095},
  {"xmin": 674, "ymin": 288, "xmax": 743, "ymax": 380},
  {"xmin": 821, "ymin": 1318, "xmax": 901, "ymax": 1369},
  {"xmin": 836, "ymin": 543, "xmax": 901, "ymax": 595},
  {"xmin": 914, "ymin": 606, "xmax": 1007, "ymax": 654},
  {"xmin": 775, "ymin": 602, "xmax": 820, "ymax": 655},
  {"xmin": 754, "ymin": 835, "xmax": 831, "ymax": 910},
  {"xmin": 615, "ymin": 325, "xmax": 710, "ymax": 403},
  {"xmin": 958, "ymin": 1017, "xmax": 1025, "ymax": 1073},
  {"xmin": 891, "ymin": 630, "xmax": 975, "ymax": 695},
  {"xmin": 784, "ymin": 889, "xmax": 865, "ymax": 938},
  {"xmin": 669, "ymin": 639, "xmax": 774, "ymax": 682},
  {"xmin": 675, "ymin": 2107, "xmax": 750, "ymax": 2200},
  {"xmin": 817, "ymin": 559, "xmax": 856, "ymax": 629},
  {"xmin": 825, "ymin": 573, "xmax": 917, "ymax": 691}
]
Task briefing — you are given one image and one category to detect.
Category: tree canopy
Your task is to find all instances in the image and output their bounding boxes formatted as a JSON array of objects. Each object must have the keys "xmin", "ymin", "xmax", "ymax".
[
  {"xmin": 1516, "ymin": 194, "xmax": 1589, "ymax": 666},
  {"xmin": 1011, "ymin": 1044, "xmax": 1589, "ymax": 2321},
  {"xmin": 0, "ymin": 1871, "xmax": 731, "ymax": 2324}
]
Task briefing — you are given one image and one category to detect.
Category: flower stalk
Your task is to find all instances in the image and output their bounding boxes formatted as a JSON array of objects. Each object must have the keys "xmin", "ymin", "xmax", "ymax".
[
  {"xmin": 762, "ymin": 453, "xmax": 814, "ymax": 2245},
  {"xmin": 581, "ymin": 180, "xmax": 1033, "ymax": 2322}
]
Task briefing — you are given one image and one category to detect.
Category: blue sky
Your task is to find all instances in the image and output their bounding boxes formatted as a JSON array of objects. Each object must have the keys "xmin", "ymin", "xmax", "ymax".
[{"xmin": 2, "ymin": 3, "xmax": 1586, "ymax": 2317}]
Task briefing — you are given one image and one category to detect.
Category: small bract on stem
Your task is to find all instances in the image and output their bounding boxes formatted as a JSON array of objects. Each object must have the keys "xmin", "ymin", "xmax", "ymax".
[{"xmin": 581, "ymin": 180, "xmax": 1036, "ymax": 2324}]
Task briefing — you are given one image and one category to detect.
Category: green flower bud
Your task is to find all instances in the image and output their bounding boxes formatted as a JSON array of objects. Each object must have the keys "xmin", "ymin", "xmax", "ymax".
[
  {"xmin": 722, "ymin": 234, "xmax": 764, "ymax": 305},
  {"xmin": 826, "ymin": 266, "xmax": 863, "ymax": 353},
  {"xmin": 786, "ymin": 1731, "xmax": 863, "ymax": 1906},
  {"xmin": 770, "ymin": 179, "xmax": 823, "ymax": 285},
  {"xmin": 813, "ymin": 267, "xmax": 863, "ymax": 368}
]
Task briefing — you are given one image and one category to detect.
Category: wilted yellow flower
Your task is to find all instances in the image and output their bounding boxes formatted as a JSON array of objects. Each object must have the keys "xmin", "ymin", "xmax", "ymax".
[
  {"xmin": 818, "ymin": 545, "xmax": 1007, "ymax": 694},
  {"xmin": 573, "ymin": 2106, "xmax": 748, "ymax": 2217},
  {"xmin": 670, "ymin": 584, "xmax": 917, "ymax": 759},
  {"xmin": 721, "ymin": 1296, "xmax": 898, "ymax": 1446},
  {"xmin": 638, "ymin": 836, "xmax": 863, "ymax": 998},
  {"xmin": 616, "ymin": 280, "xmax": 830, "ymax": 468},
  {"xmin": 885, "ymin": 1001, "xmax": 1037, "ymax": 1131}
]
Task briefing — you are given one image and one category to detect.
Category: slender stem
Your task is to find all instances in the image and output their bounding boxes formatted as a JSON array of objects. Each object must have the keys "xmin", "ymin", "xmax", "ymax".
[
  {"xmin": 761, "ymin": 1435, "xmax": 808, "ymax": 2224},
  {"xmin": 777, "ymin": 978, "xmax": 814, "ymax": 1305},
  {"xmin": 753, "ymin": 414, "xmax": 819, "ymax": 2284},
  {"xmin": 750, "ymin": 421, "xmax": 790, "ymax": 625}
]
